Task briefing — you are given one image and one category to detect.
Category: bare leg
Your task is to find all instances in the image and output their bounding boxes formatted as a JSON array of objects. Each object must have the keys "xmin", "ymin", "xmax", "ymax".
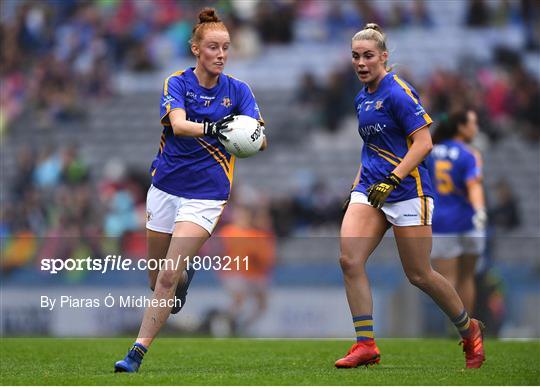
[
  {"xmin": 394, "ymin": 225, "xmax": 465, "ymax": 318},
  {"xmin": 136, "ymin": 221, "xmax": 209, "ymax": 348},
  {"xmin": 456, "ymin": 254, "xmax": 478, "ymax": 314},
  {"xmin": 340, "ymin": 204, "xmax": 389, "ymax": 316},
  {"xmin": 432, "ymin": 257, "xmax": 458, "ymax": 288},
  {"xmin": 242, "ymin": 286, "xmax": 268, "ymax": 330},
  {"xmin": 146, "ymin": 229, "xmax": 172, "ymax": 290}
]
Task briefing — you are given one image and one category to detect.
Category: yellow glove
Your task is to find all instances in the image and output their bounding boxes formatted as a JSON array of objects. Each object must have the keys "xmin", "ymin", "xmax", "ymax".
[{"xmin": 367, "ymin": 173, "xmax": 402, "ymax": 209}]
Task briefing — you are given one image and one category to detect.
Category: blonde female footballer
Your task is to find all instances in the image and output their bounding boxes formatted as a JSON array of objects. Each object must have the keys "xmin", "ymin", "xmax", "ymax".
[{"xmin": 336, "ymin": 24, "xmax": 485, "ymax": 369}]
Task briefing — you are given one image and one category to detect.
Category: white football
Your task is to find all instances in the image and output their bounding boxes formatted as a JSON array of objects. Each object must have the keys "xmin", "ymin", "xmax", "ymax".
[{"xmin": 221, "ymin": 115, "xmax": 264, "ymax": 158}]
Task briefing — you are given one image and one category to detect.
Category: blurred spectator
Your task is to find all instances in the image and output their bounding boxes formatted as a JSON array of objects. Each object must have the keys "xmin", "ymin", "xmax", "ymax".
[
  {"xmin": 466, "ymin": 0, "xmax": 491, "ymax": 27},
  {"xmin": 255, "ymin": 0, "xmax": 295, "ymax": 44},
  {"xmin": 322, "ymin": 68, "xmax": 349, "ymax": 133},
  {"xmin": 33, "ymin": 146, "xmax": 62, "ymax": 189},
  {"xmin": 522, "ymin": 0, "xmax": 540, "ymax": 51},
  {"xmin": 388, "ymin": 2, "xmax": 412, "ymax": 29},
  {"xmin": 488, "ymin": 179, "xmax": 521, "ymax": 231},
  {"xmin": 325, "ymin": 1, "xmax": 362, "ymax": 41},
  {"xmin": 11, "ymin": 146, "xmax": 36, "ymax": 198},
  {"xmin": 353, "ymin": 0, "xmax": 384, "ymax": 28},
  {"xmin": 98, "ymin": 159, "xmax": 146, "ymax": 237},
  {"xmin": 61, "ymin": 145, "xmax": 89, "ymax": 185},
  {"xmin": 411, "ymin": 0, "xmax": 434, "ymax": 28},
  {"xmin": 493, "ymin": 0, "xmax": 523, "ymax": 26},
  {"xmin": 294, "ymin": 72, "xmax": 325, "ymax": 131}
]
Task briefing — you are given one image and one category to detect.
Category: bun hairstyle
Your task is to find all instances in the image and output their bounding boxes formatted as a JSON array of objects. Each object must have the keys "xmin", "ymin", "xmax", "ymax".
[
  {"xmin": 191, "ymin": 7, "xmax": 228, "ymax": 45},
  {"xmin": 197, "ymin": 7, "xmax": 220, "ymax": 23},
  {"xmin": 353, "ymin": 23, "xmax": 387, "ymax": 52}
]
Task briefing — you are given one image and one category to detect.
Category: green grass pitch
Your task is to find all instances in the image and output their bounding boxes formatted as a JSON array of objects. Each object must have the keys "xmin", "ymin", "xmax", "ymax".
[{"xmin": 1, "ymin": 338, "xmax": 538, "ymax": 385}]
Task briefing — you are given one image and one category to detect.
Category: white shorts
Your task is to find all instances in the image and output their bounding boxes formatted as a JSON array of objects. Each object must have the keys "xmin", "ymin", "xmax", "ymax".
[
  {"xmin": 350, "ymin": 192, "xmax": 434, "ymax": 227},
  {"xmin": 431, "ymin": 229, "xmax": 486, "ymax": 259},
  {"xmin": 146, "ymin": 185, "xmax": 226, "ymax": 235}
]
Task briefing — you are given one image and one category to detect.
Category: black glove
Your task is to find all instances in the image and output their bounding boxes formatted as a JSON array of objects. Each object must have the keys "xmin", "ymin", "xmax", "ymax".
[
  {"xmin": 367, "ymin": 173, "xmax": 401, "ymax": 209},
  {"xmin": 203, "ymin": 114, "xmax": 234, "ymax": 140}
]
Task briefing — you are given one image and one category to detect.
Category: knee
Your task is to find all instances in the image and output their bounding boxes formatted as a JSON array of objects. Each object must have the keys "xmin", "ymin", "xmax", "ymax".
[
  {"xmin": 339, "ymin": 254, "xmax": 363, "ymax": 274},
  {"xmin": 405, "ymin": 269, "xmax": 433, "ymax": 289},
  {"xmin": 156, "ymin": 270, "xmax": 178, "ymax": 291}
]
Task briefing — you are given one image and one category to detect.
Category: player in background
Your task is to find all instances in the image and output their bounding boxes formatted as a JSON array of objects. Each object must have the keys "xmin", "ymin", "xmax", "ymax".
[
  {"xmin": 216, "ymin": 196, "xmax": 275, "ymax": 334},
  {"xmin": 430, "ymin": 110, "xmax": 486, "ymax": 315},
  {"xmin": 336, "ymin": 24, "xmax": 485, "ymax": 369},
  {"xmin": 114, "ymin": 7, "xmax": 266, "ymax": 373}
]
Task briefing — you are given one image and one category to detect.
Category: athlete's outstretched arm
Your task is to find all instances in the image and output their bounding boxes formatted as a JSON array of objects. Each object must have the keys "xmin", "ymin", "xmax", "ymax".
[
  {"xmin": 467, "ymin": 176, "xmax": 485, "ymax": 210},
  {"xmin": 466, "ymin": 151, "xmax": 485, "ymax": 210},
  {"xmin": 168, "ymin": 109, "xmax": 205, "ymax": 137},
  {"xmin": 466, "ymin": 152, "xmax": 487, "ymax": 229},
  {"xmin": 391, "ymin": 126, "xmax": 433, "ymax": 180}
]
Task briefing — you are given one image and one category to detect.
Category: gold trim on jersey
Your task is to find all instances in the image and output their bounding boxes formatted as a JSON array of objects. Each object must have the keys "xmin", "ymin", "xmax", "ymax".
[
  {"xmin": 160, "ymin": 107, "xmax": 184, "ymax": 126},
  {"xmin": 368, "ymin": 144, "xmax": 402, "ymax": 163},
  {"xmin": 196, "ymin": 139, "xmax": 235, "ymax": 188},
  {"xmin": 159, "ymin": 133, "xmax": 166, "ymax": 153},
  {"xmin": 406, "ymin": 138, "xmax": 425, "ymax": 197},
  {"xmin": 407, "ymin": 120, "xmax": 433, "ymax": 138},
  {"xmin": 163, "ymin": 70, "xmax": 185, "ymax": 96},
  {"xmin": 160, "ymin": 70, "xmax": 185, "ymax": 125},
  {"xmin": 225, "ymin": 74, "xmax": 265, "ymax": 125},
  {"xmin": 393, "ymin": 74, "xmax": 418, "ymax": 104},
  {"xmin": 368, "ymin": 143, "xmax": 425, "ymax": 197}
]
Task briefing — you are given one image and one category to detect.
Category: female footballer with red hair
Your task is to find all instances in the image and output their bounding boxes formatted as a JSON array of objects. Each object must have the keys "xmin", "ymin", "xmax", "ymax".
[{"xmin": 114, "ymin": 7, "xmax": 266, "ymax": 373}]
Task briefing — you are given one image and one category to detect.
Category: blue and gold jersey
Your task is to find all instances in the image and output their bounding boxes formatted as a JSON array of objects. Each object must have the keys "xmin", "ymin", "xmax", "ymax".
[
  {"xmin": 151, "ymin": 67, "xmax": 263, "ymax": 200},
  {"xmin": 353, "ymin": 72, "xmax": 434, "ymax": 202},
  {"xmin": 431, "ymin": 139, "xmax": 482, "ymax": 233}
]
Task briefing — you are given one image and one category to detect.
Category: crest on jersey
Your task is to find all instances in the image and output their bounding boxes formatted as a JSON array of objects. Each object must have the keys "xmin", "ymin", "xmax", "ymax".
[
  {"xmin": 221, "ymin": 97, "xmax": 232, "ymax": 108},
  {"xmin": 375, "ymin": 100, "xmax": 383, "ymax": 110}
]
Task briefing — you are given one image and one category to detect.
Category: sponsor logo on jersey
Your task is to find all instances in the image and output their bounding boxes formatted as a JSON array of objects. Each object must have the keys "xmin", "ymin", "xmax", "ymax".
[
  {"xmin": 364, "ymin": 101, "xmax": 373, "ymax": 111},
  {"xmin": 161, "ymin": 94, "xmax": 175, "ymax": 107},
  {"xmin": 359, "ymin": 123, "xmax": 385, "ymax": 137},
  {"xmin": 414, "ymin": 105, "xmax": 427, "ymax": 116}
]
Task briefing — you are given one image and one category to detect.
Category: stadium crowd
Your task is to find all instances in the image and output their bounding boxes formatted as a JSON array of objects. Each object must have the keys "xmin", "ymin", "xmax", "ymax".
[{"xmin": 1, "ymin": 0, "xmax": 538, "ymax": 269}]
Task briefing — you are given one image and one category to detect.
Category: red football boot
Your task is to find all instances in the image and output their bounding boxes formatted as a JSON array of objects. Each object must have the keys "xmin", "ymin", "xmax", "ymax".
[
  {"xmin": 335, "ymin": 340, "xmax": 381, "ymax": 368},
  {"xmin": 460, "ymin": 319, "xmax": 486, "ymax": 369}
]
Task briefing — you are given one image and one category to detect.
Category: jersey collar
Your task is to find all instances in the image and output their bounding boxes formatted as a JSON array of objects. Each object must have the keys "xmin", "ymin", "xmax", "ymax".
[
  {"xmin": 364, "ymin": 71, "xmax": 394, "ymax": 96},
  {"xmin": 186, "ymin": 67, "xmax": 224, "ymax": 94}
]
